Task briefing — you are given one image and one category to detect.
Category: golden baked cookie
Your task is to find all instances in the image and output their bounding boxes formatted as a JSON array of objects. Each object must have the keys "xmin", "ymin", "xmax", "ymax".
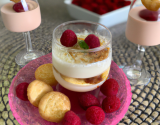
[
  {"xmin": 27, "ymin": 80, "xmax": 53, "ymax": 107},
  {"xmin": 38, "ymin": 91, "xmax": 71, "ymax": 123},
  {"xmin": 35, "ymin": 63, "xmax": 58, "ymax": 86},
  {"xmin": 141, "ymin": 0, "xmax": 160, "ymax": 11},
  {"xmin": 61, "ymin": 67, "xmax": 110, "ymax": 85}
]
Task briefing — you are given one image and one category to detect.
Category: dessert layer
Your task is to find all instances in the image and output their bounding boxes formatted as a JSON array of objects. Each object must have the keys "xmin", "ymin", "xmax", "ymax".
[
  {"xmin": 52, "ymin": 34, "xmax": 112, "ymax": 78},
  {"xmin": 61, "ymin": 67, "xmax": 110, "ymax": 85},
  {"xmin": 52, "ymin": 50, "xmax": 111, "ymax": 78}
]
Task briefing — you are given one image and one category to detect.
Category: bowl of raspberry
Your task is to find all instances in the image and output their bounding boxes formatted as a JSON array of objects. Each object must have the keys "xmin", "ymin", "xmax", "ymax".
[{"xmin": 65, "ymin": 0, "xmax": 131, "ymax": 27}]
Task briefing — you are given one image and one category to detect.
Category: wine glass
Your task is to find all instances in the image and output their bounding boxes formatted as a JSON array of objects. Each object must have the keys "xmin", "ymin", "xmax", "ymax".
[
  {"xmin": 0, "ymin": 0, "xmax": 45, "ymax": 67},
  {"xmin": 121, "ymin": 0, "xmax": 160, "ymax": 86}
]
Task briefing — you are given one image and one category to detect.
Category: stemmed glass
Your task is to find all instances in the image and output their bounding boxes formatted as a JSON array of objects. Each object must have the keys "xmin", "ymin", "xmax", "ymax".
[
  {"xmin": 121, "ymin": 0, "xmax": 160, "ymax": 86},
  {"xmin": 0, "ymin": 0, "xmax": 45, "ymax": 67}
]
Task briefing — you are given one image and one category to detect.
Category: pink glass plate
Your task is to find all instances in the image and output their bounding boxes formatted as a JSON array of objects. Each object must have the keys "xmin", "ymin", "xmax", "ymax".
[{"xmin": 8, "ymin": 53, "xmax": 132, "ymax": 125}]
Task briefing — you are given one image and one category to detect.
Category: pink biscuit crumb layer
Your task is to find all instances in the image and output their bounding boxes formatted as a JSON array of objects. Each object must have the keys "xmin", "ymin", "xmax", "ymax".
[{"xmin": 8, "ymin": 53, "xmax": 132, "ymax": 125}]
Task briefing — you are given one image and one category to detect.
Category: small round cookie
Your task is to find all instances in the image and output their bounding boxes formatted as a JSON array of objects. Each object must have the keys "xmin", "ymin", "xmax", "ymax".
[
  {"xmin": 39, "ymin": 91, "xmax": 71, "ymax": 123},
  {"xmin": 27, "ymin": 80, "xmax": 53, "ymax": 107},
  {"xmin": 35, "ymin": 63, "xmax": 58, "ymax": 86}
]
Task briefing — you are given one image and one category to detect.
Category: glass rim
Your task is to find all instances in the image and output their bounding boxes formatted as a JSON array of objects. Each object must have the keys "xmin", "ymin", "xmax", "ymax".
[{"xmin": 53, "ymin": 20, "xmax": 112, "ymax": 52}]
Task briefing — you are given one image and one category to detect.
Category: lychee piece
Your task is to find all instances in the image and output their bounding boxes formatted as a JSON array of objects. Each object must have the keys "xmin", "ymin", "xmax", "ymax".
[
  {"xmin": 86, "ymin": 106, "xmax": 105, "ymax": 124},
  {"xmin": 16, "ymin": 82, "xmax": 29, "ymax": 101},
  {"xmin": 100, "ymin": 78, "xmax": 119, "ymax": 96},
  {"xmin": 102, "ymin": 96, "xmax": 121, "ymax": 113},
  {"xmin": 79, "ymin": 93, "xmax": 100, "ymax": 110},
  {"xmin": 60, "ymin": 29, "xmax": 77, "ymax": 47},
  {"xmin": 62, "ymin": 111, "xmax": 81, "ymax": 125},
  {"xmin": 84, "ymin": 34, "xmax": 100, "ymax": 49}
]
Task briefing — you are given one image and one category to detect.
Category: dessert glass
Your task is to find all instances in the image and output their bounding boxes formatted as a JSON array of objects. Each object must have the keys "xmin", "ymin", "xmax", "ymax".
[
  {"xmin": 0, "ymin": 0, "xmax": 45, "ymax": 67},
  {"xmin": 122, "ymin": 0, "xmax": 160, "ymax": 85},
  {"xmin": 52, "ymin": 20, "xmax": 112, "ymax": 92}
]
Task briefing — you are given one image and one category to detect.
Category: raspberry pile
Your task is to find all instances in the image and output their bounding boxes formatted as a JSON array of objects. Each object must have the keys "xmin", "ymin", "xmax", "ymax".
[
  {"xmin": 100, "ymin": 78, "xmax": 121, "ymax": 113},
  {"xmin": 79, "ymin": 93, "xmax": 100, "ymax": 110},
  {"xmin": 77, "ymin": 78, "xmax": 121, "ymax": 124},
  {"xmin": 72, "ymin": 0, "xmax": 131, "ymax": 15}
]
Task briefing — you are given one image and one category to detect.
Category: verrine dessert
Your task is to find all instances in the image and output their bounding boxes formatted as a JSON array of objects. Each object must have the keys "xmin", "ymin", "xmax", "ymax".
[
  {"xmin": 0, "ymin": 0, "xmax": 44, "ymax": 67},
  {"xmin": 126, "ymin": 2, "xmax": 160, "ymax": 46},
  {"xmin": 52, "ymin": 21, "xmax": 112, "ymax": 92},
  {"xmin": 123, "ymin": 0, "xmax": 160, "ymax": 85},
  {"xmin": 1, "ymin": 0, "xmax": 41, "ymax": 32}
]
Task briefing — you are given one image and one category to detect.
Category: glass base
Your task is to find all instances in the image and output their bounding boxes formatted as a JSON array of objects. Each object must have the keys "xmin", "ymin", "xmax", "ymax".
[
  {"xmin": 15, "ymin": 49, "xmax": 45, "ymax": 67},
  {"xmin": 122, "ymin": 66, "xmax": 151, "ymax": 86}
]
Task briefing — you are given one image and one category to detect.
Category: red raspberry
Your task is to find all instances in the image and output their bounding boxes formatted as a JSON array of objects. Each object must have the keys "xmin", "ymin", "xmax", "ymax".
[
  {"xmin": 91, "ymin": 2, "xmax": 98, "ymax": 8},
  {"xmin": 96, "ymin": 5, "xmax": 108, "ymax": 15},
  {"xmin": 62, "ymin": 111, "xmax": 81, "ymax": 125},
  {"xmin": 102, "ymin": 96, "xmax": 121, "ymax": 113},
  {"xmin": 123, "ymin": 1, "xmax": 131, "ymax": 6},
  {"xmin": 16, "ymin": 82, "xmax": 29, "ymax": 101},
  {"xmin": 117, "ymin": 2, "xmax": 124, "ymax": 8},
  {"xmin": 104, "ymin": 0, "xmax": 112, "ymax": 4},
  {"xmin": 84, "ymin": 0, "xmax": 92, "ymax": 3},
  {"xmin": 117, "ymin": 1, "xmax": 131, "ymax": 8},
  {"xmin": 72, "ymin": 0, "xmax": 81, "ymax": 6},
  {"xmin": 84, "ymin": 34, "xmax": 100, "ymax": 49},
  {"xmin": 79, "ymin": 93, "xmax": 100, "ymax": 110},
  {"xmin": 91, "ymin": 2, "xmax": 98, "ymax": 11},
  {"xmin": 97, "ymin": 8, "xmax": 108, "ymax": 15},
  {"xmin": 100, "ymin": 78, "xmax": 119, "ymax": 96},
  {"xmin": 13, "ymin": 2, "xmax": 27, "ymax": 12},
  {"xmin": 139, "ymin": 9, "xmax": 158, "ymax": 21},
  {"xmin": 112, "ymin": 0, "xmax": 119, "ymax": 3},
  {"xmin": 109, "ymin": 4, "xmax": 119, "ymax": 11},
  {"xmin": 95, "ymin": 0, "xmax": 104, "ymax": 4},
  {"xmin": 60, "ymin": 30, "xmax": 77, "ymax": 47},
  {"xmin": 81, "ymin": 4, "xmax": 93, "ymax": 11},
  {"xmin": 86, "ymin": 106, "xmax": 105, "ymax": 124}
]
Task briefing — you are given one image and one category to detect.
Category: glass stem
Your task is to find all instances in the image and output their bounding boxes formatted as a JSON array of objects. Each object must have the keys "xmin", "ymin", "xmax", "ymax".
[
  {"xmin": 23, "ymin": 31, "xmax": 33, "ymax": 53},
  {"xmin": 134, "ymin": 45, "xmax": 145, "ymax": 71}
]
